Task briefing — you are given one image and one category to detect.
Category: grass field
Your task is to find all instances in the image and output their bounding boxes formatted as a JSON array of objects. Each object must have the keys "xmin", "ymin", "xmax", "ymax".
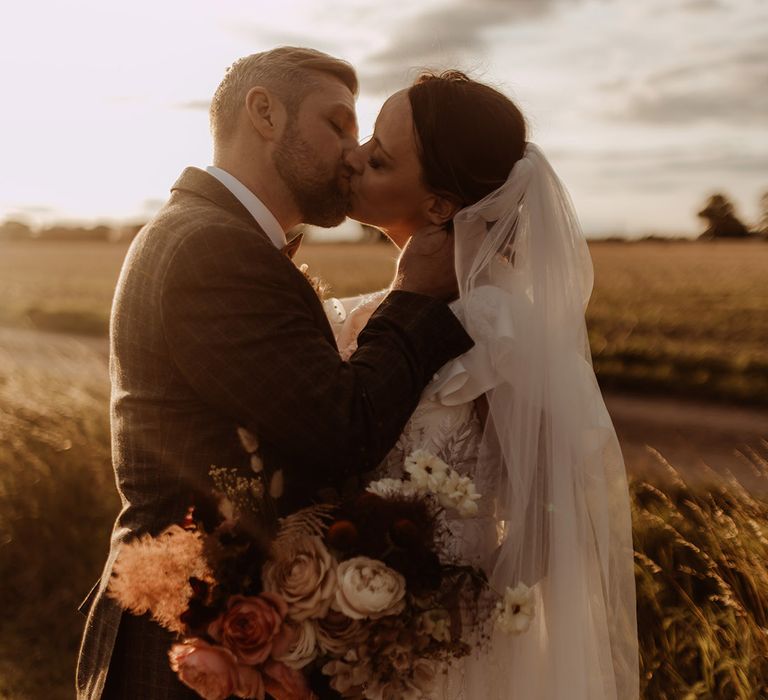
[
  {"xmin": 1, "ymin": 238, "xmax": 768, "ymax": 697},
  {"xmin": 1, "ymin": 330, "xmax": 767, "ymax": 699},
  {"xmin": 0, "ymin": 238, "xmax": 766, "ymax": 404}
]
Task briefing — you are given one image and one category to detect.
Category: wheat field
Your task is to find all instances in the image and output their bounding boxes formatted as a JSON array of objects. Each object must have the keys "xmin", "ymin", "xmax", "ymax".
[
  {"xmin": 0, "ymin": 238, "xmax": 766, "ymax": 403},
  {"xmin": 1, "ymin": 238, "xmax": 768, "ymax": 698}
]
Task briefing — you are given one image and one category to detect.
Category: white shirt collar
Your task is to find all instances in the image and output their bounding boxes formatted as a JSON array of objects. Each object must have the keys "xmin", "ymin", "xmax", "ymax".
[{"xmin": 205, "ymin": 166, "xmax": 287, "ymax": 250}]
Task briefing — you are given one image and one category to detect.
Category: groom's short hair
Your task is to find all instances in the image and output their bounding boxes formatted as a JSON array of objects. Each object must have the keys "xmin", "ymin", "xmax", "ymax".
[{"xmin": 210, "ymin": 47, "xmax": 358, "ymax": 143}]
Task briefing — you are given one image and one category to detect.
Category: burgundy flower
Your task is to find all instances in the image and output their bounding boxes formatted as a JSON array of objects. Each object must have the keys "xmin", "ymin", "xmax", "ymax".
[
  {"xmin": 389, "ymin": 518, "xmax": 422, "ymax": 549},
  {"xmin": 326, "ymin": 520, "xmax": 359, "ymax": 551}
]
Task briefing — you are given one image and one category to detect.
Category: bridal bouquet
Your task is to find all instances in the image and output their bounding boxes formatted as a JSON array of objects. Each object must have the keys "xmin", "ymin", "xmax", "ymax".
[{"xmin": 108, "ymin": 450, "xmax": 535, "ymax": 700}]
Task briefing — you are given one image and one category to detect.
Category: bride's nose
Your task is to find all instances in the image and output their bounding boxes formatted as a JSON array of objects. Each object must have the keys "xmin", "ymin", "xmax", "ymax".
[{"xmin": 344, "ymin": 145, "xmax": 365, "ymax": 176}]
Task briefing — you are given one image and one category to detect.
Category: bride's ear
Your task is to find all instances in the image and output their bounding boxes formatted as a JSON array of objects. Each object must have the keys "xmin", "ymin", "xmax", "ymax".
[{"xmin": 424, "ymin": 194, "xmax": 460, "ymax": 226}]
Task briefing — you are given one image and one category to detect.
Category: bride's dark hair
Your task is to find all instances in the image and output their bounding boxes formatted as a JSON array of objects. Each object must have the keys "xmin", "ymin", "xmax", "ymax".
[{"xmin": 408, "ymin": 71, "xmax": 527, "ymax": 207}]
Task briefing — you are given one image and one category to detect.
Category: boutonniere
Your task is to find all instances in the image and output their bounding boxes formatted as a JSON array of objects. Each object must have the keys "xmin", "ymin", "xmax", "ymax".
[
  {"xmin": 296, "ymin": 262, "xmax": 329, "ymax": 301},
  {"xmin": 282, "ymin": 232, "xmax": 328, "ymax": 301}
]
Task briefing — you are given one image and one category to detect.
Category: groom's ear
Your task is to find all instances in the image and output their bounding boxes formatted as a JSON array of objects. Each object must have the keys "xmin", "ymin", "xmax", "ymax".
[
  {"xmin": 425, "ymin": 194, "xmax": 460, "ymax": 226},
  {"xmin": 244, "ymin": 87, "xmax": 286, "ymax": 141}
]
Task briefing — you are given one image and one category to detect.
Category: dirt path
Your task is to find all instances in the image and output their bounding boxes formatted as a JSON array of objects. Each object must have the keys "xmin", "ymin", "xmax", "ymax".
[
  {"xmin": 3, "ymin": 326, "xmax": 767, "ymax": 490},
  {"xmin": 605, "ymin": 393, "xmax": 767, "ymax": 492}
]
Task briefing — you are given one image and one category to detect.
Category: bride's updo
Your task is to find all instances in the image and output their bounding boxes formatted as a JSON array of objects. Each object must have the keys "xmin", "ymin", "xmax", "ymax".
[{"xmin": 408, "ymin": 71, "xmax": 527, "ymax": 208}]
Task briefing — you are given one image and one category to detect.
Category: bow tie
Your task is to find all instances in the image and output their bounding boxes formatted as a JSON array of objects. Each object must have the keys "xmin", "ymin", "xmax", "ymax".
[{"xmin": 281, "ymin": 232, "xmax": 304, "ymax": 260}]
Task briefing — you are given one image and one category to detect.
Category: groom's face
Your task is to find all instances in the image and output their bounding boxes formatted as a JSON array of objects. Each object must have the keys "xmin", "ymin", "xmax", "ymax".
[{"xmin": 273, "ymin": 74, "xmax": 359, "ymax": 227}]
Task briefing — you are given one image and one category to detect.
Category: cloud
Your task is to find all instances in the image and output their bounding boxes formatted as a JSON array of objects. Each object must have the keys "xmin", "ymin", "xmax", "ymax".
[
  {"xmin": 621, "ymin": 86, "xmax": 768, "ymax": 126},
  {"xmin": 553, "ymin": 145, "xmax": 768, "ymax": 176},
  {"xmin": 222, "ymin": 20, "xmax": 343, "ymax": 55},
  {"xmin": 606, "ymin": 38, "xmax": 768, "ymax": 126},
  {"xmin": 174, "ymin": 100, "xmax": 211, "ymax": 111},
  {"xmin": 11, "ymin": 205, "xmax": 56, "ymax": 215},
  {"xmin": 357, "ymin": 0, "xmax": 572, "ymax": 93},
  {"xmin": 680, "ymin": 0, "xmax": 725, "ymax": 11}
]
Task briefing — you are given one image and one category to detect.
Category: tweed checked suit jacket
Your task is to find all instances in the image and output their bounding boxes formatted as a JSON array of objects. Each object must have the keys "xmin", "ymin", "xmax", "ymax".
[{"xmin": 76, "ymin": 167, "xmax": 474, "ymax": 699}]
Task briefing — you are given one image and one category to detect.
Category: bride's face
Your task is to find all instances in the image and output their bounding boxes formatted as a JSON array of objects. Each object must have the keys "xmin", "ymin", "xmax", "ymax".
[{"xmin": 345, "ymin": 90, "xmax": 435, "ymax": 248}]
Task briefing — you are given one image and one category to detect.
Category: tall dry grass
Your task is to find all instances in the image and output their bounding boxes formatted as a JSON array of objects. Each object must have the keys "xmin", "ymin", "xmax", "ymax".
[
  {"xmin": 632, "ymin": 447, "xmax": 768, "ymax": 699},
  {"xmin": 0, "ymin": 235, "xmax": 767, "ymax": 696},
  {"xmin": 2, "ymin": 344, "xmax": 767, "ymax": 698},
  {"xmin": 0, "ymin": 336, "xmax": 117, "ymax": 700}
]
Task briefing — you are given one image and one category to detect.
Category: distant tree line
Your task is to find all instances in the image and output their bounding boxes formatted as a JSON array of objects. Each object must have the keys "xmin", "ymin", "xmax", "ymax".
[
  {"xmin": 2, "ymin": 191, "xmax": 767, "ymax": 242},
  {"xmin": 0, "ymin": 221, "xmax": 144, "ymax": 243},
  {"xmin": 0, "ymin": 220, "xmax": 388, "ymax": 244},
  {"xmin": 697, "ymin": 192, "xmax": 767, "ymax": 240}
]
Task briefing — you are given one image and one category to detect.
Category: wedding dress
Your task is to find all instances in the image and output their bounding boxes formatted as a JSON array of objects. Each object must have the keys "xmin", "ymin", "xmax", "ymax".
[
  {"xmin": 324, "ymin": 292, "xmax": 498, "ymax": 571},
  {"xmin": 320, "ymin": 143, "xmax": 639, "ymax": 700},
  {"xmin": 324, "ymin": 290, "xmax": 531, "ymax": 700}
]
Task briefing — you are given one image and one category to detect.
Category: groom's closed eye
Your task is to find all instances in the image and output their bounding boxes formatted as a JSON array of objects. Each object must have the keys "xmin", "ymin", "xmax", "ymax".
[{"xmin": 327, "ymin": 104, "xmax": 358, "ymax": 141}]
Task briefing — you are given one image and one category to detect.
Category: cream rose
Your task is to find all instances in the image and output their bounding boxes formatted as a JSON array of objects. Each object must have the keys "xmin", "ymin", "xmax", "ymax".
[
  {"xmin": 263, "ymin": 535, "xmax": 337, "ymax": 621},
  {"xmin": 272, "ymin": 619, "xmax": 318, "ymax": 669},
  {"xmin": 334, "ymin": 557, "xmax": 406, "ymax": 620}
]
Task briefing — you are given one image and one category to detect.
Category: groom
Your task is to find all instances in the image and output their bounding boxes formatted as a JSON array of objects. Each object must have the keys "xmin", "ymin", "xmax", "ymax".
[{"xmin": 76, "ymin": 47, "xmax": 473, "ymax": 699}]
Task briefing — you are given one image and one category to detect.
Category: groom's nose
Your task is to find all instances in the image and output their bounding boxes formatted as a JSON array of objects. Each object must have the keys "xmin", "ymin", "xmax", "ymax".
[{"xmin": 344, "ymin": 145, "xmax": 365, "ymax": 175}]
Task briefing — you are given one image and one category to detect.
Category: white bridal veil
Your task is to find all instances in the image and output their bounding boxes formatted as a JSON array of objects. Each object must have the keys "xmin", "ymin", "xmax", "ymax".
[{"xmin": 437, "ymin": 143, "xmax": 639, "ymax": 699}]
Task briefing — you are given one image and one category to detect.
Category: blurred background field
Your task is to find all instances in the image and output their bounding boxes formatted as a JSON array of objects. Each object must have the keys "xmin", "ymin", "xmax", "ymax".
[
  {"xmin": 1, "ymin": 238, "xmax": 766, "ymax": 404},
  {"xmin": 0, "ymin": 237, "xmax": 767, "ymax": 698}
]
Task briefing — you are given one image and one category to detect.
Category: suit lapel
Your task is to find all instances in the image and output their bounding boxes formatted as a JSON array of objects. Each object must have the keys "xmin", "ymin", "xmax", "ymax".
[{"xmin": 170, "ymin": 167, "xmax": 336, "ymax": 345}]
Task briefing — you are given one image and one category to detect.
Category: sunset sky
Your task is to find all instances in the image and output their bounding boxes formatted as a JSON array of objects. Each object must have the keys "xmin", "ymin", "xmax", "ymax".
[{"xmin": 1, "ymin": 0, "xmax": 765, "ymax": 236}]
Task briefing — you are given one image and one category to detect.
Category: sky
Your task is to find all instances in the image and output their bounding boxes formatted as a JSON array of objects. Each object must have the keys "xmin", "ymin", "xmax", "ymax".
[{"xmin": 0, "ymin": 0, "xmax": 766, "ymax": 237}]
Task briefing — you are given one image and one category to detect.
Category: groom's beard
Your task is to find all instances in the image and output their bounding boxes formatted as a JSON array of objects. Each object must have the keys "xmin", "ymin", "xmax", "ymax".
[{"xmin": 273, "ymin": 121, "xmax": 349, "ymax": 227}]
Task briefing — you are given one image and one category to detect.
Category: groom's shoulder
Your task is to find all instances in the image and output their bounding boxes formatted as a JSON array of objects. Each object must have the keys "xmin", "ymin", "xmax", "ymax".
[{"xmin": 127, "ymin": 181, "xmax": 276, "ymax": 274}]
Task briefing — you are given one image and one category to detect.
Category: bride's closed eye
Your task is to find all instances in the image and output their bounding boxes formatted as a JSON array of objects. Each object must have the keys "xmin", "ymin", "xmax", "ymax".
[{"xmin": 367, "ymin": 156, "xmax": 383, "ymax": 170}]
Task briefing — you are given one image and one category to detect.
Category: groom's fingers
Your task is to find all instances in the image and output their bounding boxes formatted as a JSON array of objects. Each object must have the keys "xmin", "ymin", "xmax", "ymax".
[
  {"xmin": 392, "ymin": 223, "xmax": 458, "ymax": 301},
  {"xmin": 405, "ymin": 224, "xmax": 453, "ymax": 257}
]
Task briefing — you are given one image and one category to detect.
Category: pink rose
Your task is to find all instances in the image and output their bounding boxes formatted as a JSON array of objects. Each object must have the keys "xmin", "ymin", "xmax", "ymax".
[
  {"xmin": 208, "ymin": 593, "xmax": 290, "ymax": 665},
  {"xmin": 235, "ymin": 664, "xmax": 266, "ymax": 700},
  {"xmin": 168, "ymin": 638, "xmax": 238, "ymax": 700},
  {"xmin": 263, "ymin": 659, "xmax": 317, "ymax": 700}
]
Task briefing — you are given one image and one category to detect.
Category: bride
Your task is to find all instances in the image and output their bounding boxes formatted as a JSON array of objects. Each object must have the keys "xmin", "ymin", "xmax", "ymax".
[{"xmin": 321, "ymin": 71, "xmax": 639, "ymax": 699}]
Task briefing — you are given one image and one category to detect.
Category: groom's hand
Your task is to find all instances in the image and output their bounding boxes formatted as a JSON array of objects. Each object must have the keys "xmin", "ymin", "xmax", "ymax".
[{"xmin": 391, "ymin": 224, "xmax": 458, "ymax": 301}]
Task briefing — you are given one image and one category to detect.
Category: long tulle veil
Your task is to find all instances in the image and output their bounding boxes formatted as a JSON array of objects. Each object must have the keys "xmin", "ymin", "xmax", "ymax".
[{"xmin": 444, "ymin": 143, "xmax": 639, "ymax": 699}]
